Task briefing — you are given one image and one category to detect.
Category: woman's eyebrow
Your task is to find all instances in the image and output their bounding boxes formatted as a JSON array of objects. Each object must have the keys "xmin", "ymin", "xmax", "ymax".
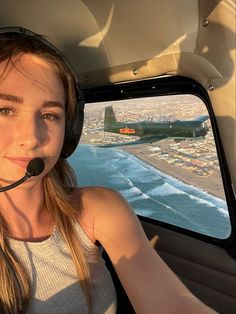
[
  {"xmin": 0, "ymin": 93, "xmax": 64, "ymax": 109},
  {"xmin": 42, "ymin": 101, "xmax": 65, "ymax": 110},
  {"xmin": 0, "ymin": 93, "xmax": 23, "ymax": 104}
]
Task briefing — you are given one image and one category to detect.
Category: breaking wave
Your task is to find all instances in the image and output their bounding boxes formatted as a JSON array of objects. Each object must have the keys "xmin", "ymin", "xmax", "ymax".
[{"xmin": 69, "ymin": 145, "xmax": 231, "ymax": 239}]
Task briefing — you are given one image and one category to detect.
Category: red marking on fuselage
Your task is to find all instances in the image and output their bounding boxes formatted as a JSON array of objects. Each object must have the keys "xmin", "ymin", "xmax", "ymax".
[{"xmin": 120, "ymin": 127, "xmax": 136, "ymax": 134}]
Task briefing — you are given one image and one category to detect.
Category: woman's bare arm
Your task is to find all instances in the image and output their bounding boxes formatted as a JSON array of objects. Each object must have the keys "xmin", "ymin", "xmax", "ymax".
[{"xmin": 80, "ymin": 186, "xmax": 217, "ymax": 314}]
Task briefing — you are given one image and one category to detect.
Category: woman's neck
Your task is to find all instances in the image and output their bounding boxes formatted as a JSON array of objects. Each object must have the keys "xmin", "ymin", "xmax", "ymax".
[{"xmin": 0, "ymin": 181, "xmax": 53, "ymax": 241}]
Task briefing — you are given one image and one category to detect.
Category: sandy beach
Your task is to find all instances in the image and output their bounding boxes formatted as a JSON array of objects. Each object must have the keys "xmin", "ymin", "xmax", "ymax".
[{"xmin": 123, "ymin": 145, "xmax": 226, "ymax": 200}]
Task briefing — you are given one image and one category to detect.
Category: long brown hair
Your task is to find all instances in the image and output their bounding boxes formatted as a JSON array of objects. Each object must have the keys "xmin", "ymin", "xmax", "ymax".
[{"xmin": 0, "ymin": 31, "xmax": 91, "ymax": 313}]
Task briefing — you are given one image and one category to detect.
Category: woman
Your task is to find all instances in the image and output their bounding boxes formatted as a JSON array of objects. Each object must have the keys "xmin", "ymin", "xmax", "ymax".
[{"xmin": 0, "ymin": 28, "xmax": 216, "ymax": 314}]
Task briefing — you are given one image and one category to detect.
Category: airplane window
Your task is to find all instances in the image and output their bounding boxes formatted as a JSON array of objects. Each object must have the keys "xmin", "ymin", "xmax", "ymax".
[{"xmin": 69, "ymin": 94, "xmax": 231, "ymax": 239}]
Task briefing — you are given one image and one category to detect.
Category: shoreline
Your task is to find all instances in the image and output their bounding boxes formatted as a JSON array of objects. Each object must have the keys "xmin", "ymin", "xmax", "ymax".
[{"xmin": 122, "ymin": 146, "xmax": 226, "ymax": 200}]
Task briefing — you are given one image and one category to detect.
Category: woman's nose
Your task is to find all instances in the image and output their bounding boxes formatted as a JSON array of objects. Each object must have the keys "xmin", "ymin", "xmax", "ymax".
[{"xmin": 15, "ymin": 116, "xmax": 43, "ymax": 151}]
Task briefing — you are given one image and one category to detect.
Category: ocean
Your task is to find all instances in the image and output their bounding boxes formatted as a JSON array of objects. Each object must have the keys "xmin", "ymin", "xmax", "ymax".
[{"xmin": 68, "ymin": 144, "xmax": 231, "ymax": 239}]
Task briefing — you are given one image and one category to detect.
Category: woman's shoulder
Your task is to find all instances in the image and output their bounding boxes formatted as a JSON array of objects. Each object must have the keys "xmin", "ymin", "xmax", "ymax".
[
  {"xmin": 70, "ymin": 186, "xmax": 126, "ymax": 243},
  {"xmin": 72, "ymin": 186, "xmax": 125, "ymax": 209},
  {"xmin": 71, "ymin": 186, "xmax": 140, "ymax": 245}
]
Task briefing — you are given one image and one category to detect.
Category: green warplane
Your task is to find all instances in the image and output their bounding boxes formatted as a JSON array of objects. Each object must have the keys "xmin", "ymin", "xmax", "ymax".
[{"xmin": 101, "ymin": 106, "xmax": 209, "ymax": 147}]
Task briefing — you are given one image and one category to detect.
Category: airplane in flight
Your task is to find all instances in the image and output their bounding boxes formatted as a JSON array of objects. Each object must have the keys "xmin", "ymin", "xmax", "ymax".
[{"xmin": 102, "ymin": 106, "xmax": 209, "ymax": 146}]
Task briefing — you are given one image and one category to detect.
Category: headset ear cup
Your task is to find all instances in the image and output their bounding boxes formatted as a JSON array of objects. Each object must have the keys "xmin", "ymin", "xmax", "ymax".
[{"xmin": 61, "ymin": 100, "xmax": 84, "ymax": 159}]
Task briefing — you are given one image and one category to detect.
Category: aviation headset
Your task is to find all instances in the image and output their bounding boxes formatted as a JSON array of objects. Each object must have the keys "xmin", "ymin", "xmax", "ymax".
[{"xmin": 0, "ymin": 26, "xmax": 84, "ymax": 159}]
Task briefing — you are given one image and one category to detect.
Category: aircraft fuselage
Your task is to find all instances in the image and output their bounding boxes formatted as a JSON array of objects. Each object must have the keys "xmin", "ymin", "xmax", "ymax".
[{"xmin": 104, "ymin": 120, "xmax": 208, "ymax": 140}]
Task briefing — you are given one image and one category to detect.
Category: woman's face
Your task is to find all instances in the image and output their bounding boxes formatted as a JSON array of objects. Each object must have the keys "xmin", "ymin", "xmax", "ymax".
[{"xmin": 0, "ymin": 53, "xmax": 66, "ymax": 184}]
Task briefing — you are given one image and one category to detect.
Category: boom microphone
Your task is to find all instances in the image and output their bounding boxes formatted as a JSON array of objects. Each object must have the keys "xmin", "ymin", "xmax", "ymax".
[
  {"xmin": 0, "ymin": 157, "xmax": 45, "ymax": 192},
  {"xmin": 26, "ymin": 157, "xmax": 45, "ymax": 177}
]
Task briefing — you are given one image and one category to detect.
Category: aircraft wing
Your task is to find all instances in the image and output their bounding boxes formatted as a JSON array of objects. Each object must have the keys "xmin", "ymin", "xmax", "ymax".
[
  {"xmin": 96, "ymin": 135, "xmax": 167, "ymax": 148},
  {"xmin": 192, "ymin": 115, "xmax": 209, "ymax": 122}
]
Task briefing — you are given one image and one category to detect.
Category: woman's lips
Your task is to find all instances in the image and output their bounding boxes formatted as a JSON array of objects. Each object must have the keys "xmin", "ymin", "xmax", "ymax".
[{"xmin": 6, "ymin": 157, "xmax": 34, "ymax": 169}]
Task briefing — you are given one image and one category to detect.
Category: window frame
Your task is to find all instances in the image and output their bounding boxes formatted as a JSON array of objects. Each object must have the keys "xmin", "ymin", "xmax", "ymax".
[{"xmin": 82, "ymin": 75, "xmax": 236, "ymax": 255}]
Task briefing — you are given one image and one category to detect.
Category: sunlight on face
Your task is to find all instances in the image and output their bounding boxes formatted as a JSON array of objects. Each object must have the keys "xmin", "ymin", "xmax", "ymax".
[{"xmin": 0, "ymin": 53, "xmax": 66, "ymax": 183}]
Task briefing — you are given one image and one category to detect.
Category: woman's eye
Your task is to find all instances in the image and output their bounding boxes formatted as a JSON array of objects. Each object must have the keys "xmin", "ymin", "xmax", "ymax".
[
  {"xmin": 42, "ymin": 113, "xmax": 59, "ymax": 121},
  {"xmin": 0, "ymin": 108, "xmax": 13, "ymax": 115}
]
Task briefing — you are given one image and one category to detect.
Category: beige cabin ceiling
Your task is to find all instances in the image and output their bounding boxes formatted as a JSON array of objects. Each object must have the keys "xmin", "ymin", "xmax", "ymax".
[{"xmin": 1, "ymin": 0, "xmax": 234, "ymax": 85}]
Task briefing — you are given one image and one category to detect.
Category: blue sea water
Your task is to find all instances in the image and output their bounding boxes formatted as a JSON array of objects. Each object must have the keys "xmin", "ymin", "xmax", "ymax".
[{"xmin": 68, "ymin": 144, "xmax": 231, "ymax": 239}]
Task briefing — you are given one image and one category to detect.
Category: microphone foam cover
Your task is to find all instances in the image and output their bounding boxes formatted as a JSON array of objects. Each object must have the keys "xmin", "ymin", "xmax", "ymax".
[{"xmin": 27, "ymin": 158, "xmax": 45, "ymax": 176}]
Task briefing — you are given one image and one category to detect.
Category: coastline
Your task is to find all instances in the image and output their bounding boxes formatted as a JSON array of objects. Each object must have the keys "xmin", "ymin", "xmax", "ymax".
[{"xmin": 122, "ymin": 146, "xmax": 226, "ymax": 200}]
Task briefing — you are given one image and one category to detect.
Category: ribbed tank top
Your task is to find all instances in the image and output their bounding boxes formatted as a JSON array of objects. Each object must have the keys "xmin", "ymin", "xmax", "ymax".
[{"xmin": 8, "ymin": 223, "xmax": 117, "ymax": 314}]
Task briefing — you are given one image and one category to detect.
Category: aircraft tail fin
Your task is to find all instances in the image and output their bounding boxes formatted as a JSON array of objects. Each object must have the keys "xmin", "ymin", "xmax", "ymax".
[{"xmin": 104, "ymin": 106, "xmax": 117, "ymax": 129}]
